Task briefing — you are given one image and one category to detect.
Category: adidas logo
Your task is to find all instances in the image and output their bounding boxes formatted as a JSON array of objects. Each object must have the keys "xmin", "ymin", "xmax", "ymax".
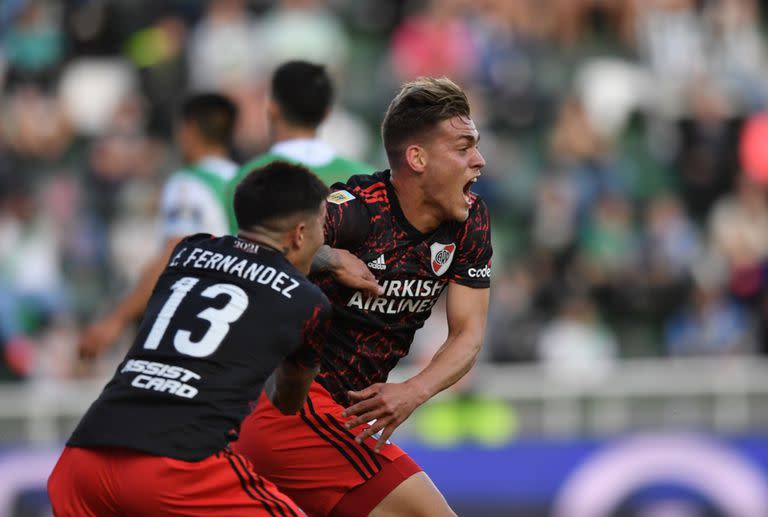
[{"xmin": 367, "ymin": 254, "xmax": 387, "ymax": 270}]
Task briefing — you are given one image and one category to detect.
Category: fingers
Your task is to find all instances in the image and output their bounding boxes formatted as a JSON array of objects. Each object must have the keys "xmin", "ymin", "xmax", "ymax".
[
  {"xmin": 342, "ymin": 399, "xmax": 378, "ymax": 417},
  {"xmin": 345, "ymin": 410, "xmax": 382, "ymax": 429},
  {"xmin": 343, "ymin": 397, "xmax": 378, "ymax": 418},
  {"xmin": 78, "ymin": 330, "xmax": 99, "ymax": 360},
  {"xmin": 354, "ymin": 417, "xmax": 389, "ymax": 443},
  {"xmin": 361, "ymin": 279, "xmax": 385, "ymax": 297},
  {"xmin": 346, "ymin": 385, "xmax": 380, "ymax": 403},
  {"xmin": 78, "ymin": 324, "xmax": 110, "ymax": 360},
  {"xmin": 374, "ymin": 426, "xmax": 396, "ymax": 452}
]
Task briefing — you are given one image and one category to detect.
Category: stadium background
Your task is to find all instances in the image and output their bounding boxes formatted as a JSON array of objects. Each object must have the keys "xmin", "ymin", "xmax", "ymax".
[{"xmin": 3, "ymin": 0, "xmax": 768, "ymax": 515}]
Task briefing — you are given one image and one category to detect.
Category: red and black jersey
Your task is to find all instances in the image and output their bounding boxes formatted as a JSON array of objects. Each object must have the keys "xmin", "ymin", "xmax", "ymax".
[
  {"xmin": 313, "ymin": 170, "xmax": 492, "ymax": 406},
  {"xmin": 68, "ymin": 234, "xmax": 331, "ymax": 461}
]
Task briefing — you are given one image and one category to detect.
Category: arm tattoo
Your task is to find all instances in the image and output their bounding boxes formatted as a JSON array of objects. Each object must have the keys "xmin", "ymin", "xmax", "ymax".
[{"xmin": 310, "ymin": 245, "xmax": 338, "ymax": 275}]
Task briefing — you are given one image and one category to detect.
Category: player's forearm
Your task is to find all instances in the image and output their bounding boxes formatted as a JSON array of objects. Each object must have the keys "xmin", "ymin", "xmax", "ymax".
[
  {"xmin": 266, "ymin": 362, "xmax": 320, "ymax": 415},
  {"xmin": 310, "ymin": 245, "xmax": 339, "ymax": 275},
  {"xmin": 406, "ymin": 335, "xmax": 482, "ymax": 404},
  {"xmin": 109, "ymin": 240, "xmax": 179, "ymax": 325},
  {"xmin": 111, "ymin": 254, "xmax": 168, "ymax": 324}
]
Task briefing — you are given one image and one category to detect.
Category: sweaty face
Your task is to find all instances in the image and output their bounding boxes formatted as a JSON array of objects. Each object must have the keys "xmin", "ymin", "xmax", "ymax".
[{"xmin": 420, "ymin": 116, "xmax": 485, "ymax": 222}]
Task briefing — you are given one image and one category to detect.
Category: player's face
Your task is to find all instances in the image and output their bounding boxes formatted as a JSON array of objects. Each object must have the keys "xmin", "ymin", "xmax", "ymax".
[{"xmin": 421, "ymin": 116, "xmax": 484, "ymax": 222}]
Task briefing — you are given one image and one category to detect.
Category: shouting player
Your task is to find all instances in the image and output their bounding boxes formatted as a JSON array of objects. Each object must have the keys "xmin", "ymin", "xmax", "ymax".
[
  {"xmin": 79, "ymin": 93, "xmax": 240, "ymax": 359},
  {"xmin": 234, "ymin": 77, "xmax": 492, "ymax": 516},
  {"xmin": 49, "ymin": 162, "xmax": 331, "ymax": 516}
]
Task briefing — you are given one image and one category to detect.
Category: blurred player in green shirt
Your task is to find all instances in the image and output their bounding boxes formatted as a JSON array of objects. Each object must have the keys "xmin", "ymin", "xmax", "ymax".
[{"xmin": 228, "ymin": 60, "xmax": 373, "ymax": 233}]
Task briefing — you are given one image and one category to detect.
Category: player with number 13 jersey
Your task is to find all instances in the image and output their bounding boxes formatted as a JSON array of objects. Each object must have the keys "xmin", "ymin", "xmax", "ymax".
[{"xmin": 49, "ymin": 163, "xmax": 331, "ymax": 516}]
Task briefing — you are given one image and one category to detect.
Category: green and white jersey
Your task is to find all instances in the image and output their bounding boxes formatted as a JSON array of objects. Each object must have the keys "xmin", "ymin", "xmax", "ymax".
[
  {"xmin": 161, "ymin": 156, "xmax": 238, "ymax": 240},
  {"xmin": 228, "ymin": 138, "xmax": 374, "ymax": 233}
]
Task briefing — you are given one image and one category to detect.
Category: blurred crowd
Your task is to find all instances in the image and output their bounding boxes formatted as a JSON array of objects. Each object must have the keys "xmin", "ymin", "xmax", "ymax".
[{"xmin": 3, "ymin": 0, "xmax": 768, "ymax": 382}]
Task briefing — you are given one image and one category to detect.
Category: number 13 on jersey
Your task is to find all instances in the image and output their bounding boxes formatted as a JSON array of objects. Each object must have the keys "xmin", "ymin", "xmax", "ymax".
[{"xmin": 142, "ymin": 276, "xmax": 249, "ymax": 357}]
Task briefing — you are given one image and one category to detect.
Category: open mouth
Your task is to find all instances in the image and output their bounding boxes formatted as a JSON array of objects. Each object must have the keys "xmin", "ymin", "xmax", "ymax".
[{"xmin": 463, "ymin": 177, "xmax": 478, "ymax": 205}]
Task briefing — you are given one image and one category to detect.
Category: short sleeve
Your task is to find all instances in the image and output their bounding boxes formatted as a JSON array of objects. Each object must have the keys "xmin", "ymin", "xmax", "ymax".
[
  {"xmin": 160, "ymin": 174, "xmax": 229, "ymax": 240},
  {"xmin": 285, "ymin": 296, "xmax": 332, "ymax": 369},
  {"xmin": 447, "ymin": 197, "xmax": 493, "ymax": 288},
  {"xmin": 323, "ymin": 188, "xmax": 370, "ymax": 250}
]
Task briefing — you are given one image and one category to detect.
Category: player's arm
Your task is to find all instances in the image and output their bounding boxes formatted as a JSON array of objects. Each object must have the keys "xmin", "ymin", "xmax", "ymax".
[
  {"xmin": 264, "ymin": 361, "xmax": 320, "ymax": 415},
  {"xmin": 344, "ymin": 283, "xmax": 490, "ymax": 451},
  {"xmin": 310, "ymin": 189, "xmax": 383, "ymax": 296},
  {"xmin": 311, "ymin": 245, "xmax": 383, "ymax": 297},
  {"xmin": 78, "ymin": 237, "xmax": 183, "ymax": 359},
  {"xmin": 266, "ymin": 298, "xmax": 332, "ymax": 414}
]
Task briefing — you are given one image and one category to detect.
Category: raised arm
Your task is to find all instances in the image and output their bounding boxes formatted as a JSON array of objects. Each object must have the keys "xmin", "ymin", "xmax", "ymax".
[{"xmin": 344, "ymin": 282, "xmax": 490, "ymax": 450}]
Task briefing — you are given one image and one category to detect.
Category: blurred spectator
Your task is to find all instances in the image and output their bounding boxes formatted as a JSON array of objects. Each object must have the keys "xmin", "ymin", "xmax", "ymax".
[
  {"xmin": 187, "ymin": 0, "xmax": 263, "ymax": 91},
  {"xmin": 2, "ymin": 0, "xmax": 64, "ymax": 87},
  {"xmin": 389, "ymin": 0, "xmax": 476, "ymax": 83},
  {"xmin": 537, "ymin": 293, "xmax": 618, "ymax": 383},
  {"xmin": 642, "ymin": 192, "xmax": 701, "ymax": 282},
  {"xmin": 188, "ymin": 1, "xmax": 268, "ymax": 154},
  {"xmin": 707, "ymin": 0, "xmax": 768, "ymax": 110},
  {"xmin": 710, "ymin": 175, "xmax": 768, "ymax": 301},
  {"xmin": 469, "ymin": 0, "xmax": 553, "ymax": 130},
  {"xmin": 532, "ymin": 175, "xmax": 578, "ymax": 255},
  {"xmin": 485, "ymin": 265, "xmax": 546, "ymax": 363},
  {"xmin": 577, "ymin": 194, "xmax": 637, "ymax": 287},
  {"xmin": 665, "ymin": 258, "xmax": 754, "ymax": 356},
  {"xmin": 0, "ymin": 179, "xmax": 68, "ymax": 380},
  {"xmin": 1, "ymin": 83, "xmax": 72, "ymax": 165},
  {"xmin": 633, "ymin": 0, "xmax": 706, "ymax": 117},
  {"xmin": 259, "ymin": 0, "xmax": 350, "ymax": 73},
  {"xmin": 550, "ymin": 97, "xmax": 632, "ymax": 223},
  {"xmin": 675, "ymin": 81, "xmax": 742, "ymax": 220},
  {"xmin": 84, "ymin": 94, "xmax": 160, "ymax": 223}
]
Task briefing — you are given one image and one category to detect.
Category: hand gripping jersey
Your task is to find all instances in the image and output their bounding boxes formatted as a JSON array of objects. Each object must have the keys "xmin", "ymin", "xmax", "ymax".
[
  {"xmin": 313, "ymin": 170, "xmax": 492, "ymax": 406},
  {"xmin": 68, "ymin": 234, "xmax": 331, "ymax": 461}
]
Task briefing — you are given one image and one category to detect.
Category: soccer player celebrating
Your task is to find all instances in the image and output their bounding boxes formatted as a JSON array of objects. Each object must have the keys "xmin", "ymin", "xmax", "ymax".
[
  {"xmin": 49, "ymin": 163, "xmax": 332, "ymax": 516},
  {"xmin": 234, "ymin": 77, "xmax": 492, "ymax": 516},
  {"xmin": 79, "ymin": 93, "xmax": 240, "ymax": 360}
]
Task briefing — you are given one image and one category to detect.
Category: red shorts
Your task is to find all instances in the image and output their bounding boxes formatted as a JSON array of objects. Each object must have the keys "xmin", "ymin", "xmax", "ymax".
[
  {"xmin": 232, "ymin": 381, "xmax": 422, "ymax": 517},
  {"xmin": 48, "ymin": 445, "xmax": 303, "ymax": 516}
]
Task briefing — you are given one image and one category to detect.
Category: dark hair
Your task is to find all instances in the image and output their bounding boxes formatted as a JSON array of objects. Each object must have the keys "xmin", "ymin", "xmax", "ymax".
[
  {"xmin": 272, "ymin": 60, "xmax": 333, "ymax": 128},
  {"xmin": 381, "ymin": 77, "xmax": 470, "ymax": 167},
  {"xmin": 180, "ymin": 93, "xmax": 238, "ymax": 146},
  {"xmin": 234, "ymin": 161, "xmax": 329, "ymax": 230}
]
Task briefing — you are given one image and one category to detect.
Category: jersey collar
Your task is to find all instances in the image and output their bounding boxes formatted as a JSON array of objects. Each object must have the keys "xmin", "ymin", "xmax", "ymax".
[
  {"xmin": 383, "ymin": 170, "xmax": 429, "ymax": 238},
  {"xmin": 271, "ymin": 138, "xmax": 336, "ymax": 167}
]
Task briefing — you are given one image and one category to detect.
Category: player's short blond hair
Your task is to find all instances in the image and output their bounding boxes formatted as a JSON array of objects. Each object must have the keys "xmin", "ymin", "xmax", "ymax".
[{"xmin": 381, "ymin": 77, "xmax": 470, "ymax": 167}]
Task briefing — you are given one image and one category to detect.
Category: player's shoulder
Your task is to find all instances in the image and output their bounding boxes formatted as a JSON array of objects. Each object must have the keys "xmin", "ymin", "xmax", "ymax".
[
  {"xmin": 239, "ymin": 152, "xmax": 282, "ymax": 176},
  {"xmin": 332, "ymin": 156, "xmax": 377, "ymax": 174},
  {"xmin": 330, "ymin": 170, "xmax": 389, "ymax": 206}
]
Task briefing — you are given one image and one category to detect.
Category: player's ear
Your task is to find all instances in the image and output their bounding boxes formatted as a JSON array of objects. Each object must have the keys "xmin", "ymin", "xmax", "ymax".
[
  {"xmin": 291, "ymin": 222, "xmax": 306, "ymax": 250},
  {"xmin": 405, "ymin": 144, "xmax": 427, "ymax": 173},
  {"xmin": 267, "ymin": 99, "xmax": 281, "ymax": 122}
]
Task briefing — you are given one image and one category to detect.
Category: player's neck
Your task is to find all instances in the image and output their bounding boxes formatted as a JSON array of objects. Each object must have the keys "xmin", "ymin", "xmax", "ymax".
[
  {"xmin": 186, "ymin": 144, "xmax": 229, "ymax": 164},
  {"xmin": 390, "ymin": 174, "xmax": 441, "ymax": 234},
  {"xmin": 273, "ymin": 123, "xmax": 317, "ymax": 144},
  {"xmin": 236, "ymin": 230, "xmax": 288, "ymax": 255}
]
